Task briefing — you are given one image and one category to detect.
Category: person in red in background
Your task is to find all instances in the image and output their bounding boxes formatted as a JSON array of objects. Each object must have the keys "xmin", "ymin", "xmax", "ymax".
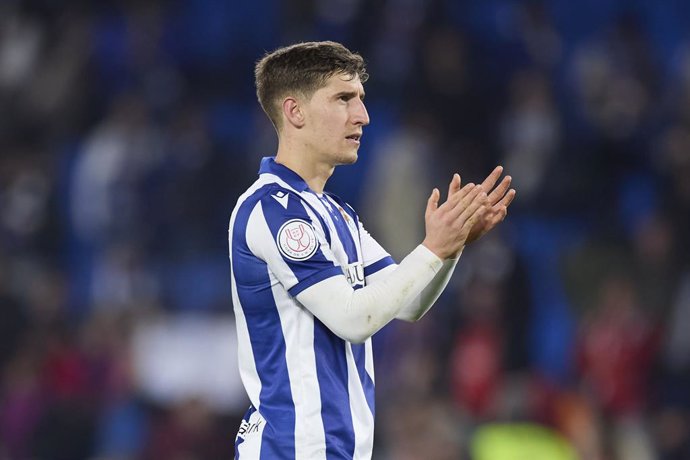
[
  {"xmin": 577, "ymin": 274, "xmax": 660, "ymax": 417},
  {"xmin": 449, "ymin": 276, "xmax": 504, "ymax": 419},
  {"xmin": 576, "ymin": 273, "xmax": 662, "ymax": 459},
  {"xmin": 143, "ymin": 397, "xmax": 227, "ymax": 460}
]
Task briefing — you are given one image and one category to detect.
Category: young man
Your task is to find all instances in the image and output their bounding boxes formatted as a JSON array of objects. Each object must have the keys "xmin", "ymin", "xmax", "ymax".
[{"xmin": 228, "ymin": 41, "xmax": 515, "ymax": 459}]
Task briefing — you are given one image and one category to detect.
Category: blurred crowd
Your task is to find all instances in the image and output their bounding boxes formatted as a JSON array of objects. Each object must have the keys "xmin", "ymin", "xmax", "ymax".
[{"xmin": 1, "ymin": 0, "xmax": 690, "ymax": 459}]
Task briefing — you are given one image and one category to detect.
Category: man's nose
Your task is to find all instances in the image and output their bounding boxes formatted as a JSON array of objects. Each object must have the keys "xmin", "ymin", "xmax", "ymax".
[{"xmin": 351, "ymin": 99, "xmax": 370, "ymax": 126}]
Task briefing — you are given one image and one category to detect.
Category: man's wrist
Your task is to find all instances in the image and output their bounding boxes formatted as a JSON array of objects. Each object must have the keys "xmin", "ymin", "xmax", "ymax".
[
  {"xmin": 418, "ymin": 241, "xmax": 447, "ymax": 262},
  {"xmin": 421, "ymin": 240, "xmax": 444, "ymax": 260}
]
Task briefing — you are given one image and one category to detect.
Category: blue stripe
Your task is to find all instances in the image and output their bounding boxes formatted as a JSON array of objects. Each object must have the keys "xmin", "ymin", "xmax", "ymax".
[
  {"xmin": 364, "ymin": 256, "xmax": 395, "ymax": 277},
  {"xmin": 313, "ymin": 318, "xmax": 356, "ymax": 459},
  {"xmin": 287, "ymin": 267, "xmax": 343, "ymax": 297},
  {"xmin": 351, "ymin": 344, "xmax": 375, "ymax": 415},
  {"xmin": 232, "ymin": 187, "xmax": 295, "ymax": 459}
]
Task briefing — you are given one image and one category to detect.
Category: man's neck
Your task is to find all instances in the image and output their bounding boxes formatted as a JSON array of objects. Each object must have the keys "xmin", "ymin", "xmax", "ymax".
[{"xmin": 275, "ymin": 142, "xmax": 334, "ymax": 194}]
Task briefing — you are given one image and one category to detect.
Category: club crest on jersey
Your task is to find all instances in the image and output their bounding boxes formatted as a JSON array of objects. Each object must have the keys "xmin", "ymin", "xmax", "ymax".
[{"xmin": 277, "ymin": 219, "xmax": 319, "ymax": 261}]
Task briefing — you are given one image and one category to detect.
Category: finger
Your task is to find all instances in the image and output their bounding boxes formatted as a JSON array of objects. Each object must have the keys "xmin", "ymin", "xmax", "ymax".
[
  {"xmin": 439, "ymin": 182, "xmax": 475, "ymax": 212},
  {"xmin": 425, "ymin": 188, "xmax": 440, "ymax": 220},
  {"xmin": 460, "ymin": 204, "xmax": 487, "ymax": 235},
  {"xmin": 497, "ymin": 188, "xmax": 516, "ymax": 208},
  {"xmin": 494, "ymin": 206, "xmax": 508, "ymax": 223},
  {"xmin": 445, "ymin": 185, "xmax": 482, "ymax": 220},
  {"xmin": 454, "ymin": 190, "xmax": 487, "ymax": 223},
  {"xmin": 485, "ymin": 206, "xmax": 508, "ymax": 227},
  {"xmin": 447, "ymin": 173, "xmax": 462, "ymax": 199},
  {"xmin": 479, "ymin": 166, "xmax": 503, "ymax": 193},
  {"xmin": 488, "ymin": 175, "xmax": 512, "ymax": 205}
]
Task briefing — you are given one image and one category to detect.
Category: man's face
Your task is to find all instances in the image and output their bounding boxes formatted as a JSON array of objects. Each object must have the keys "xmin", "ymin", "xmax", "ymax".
[{"xmin": 300, "ymin": 73, "xmax": 369, "ymax": 165}]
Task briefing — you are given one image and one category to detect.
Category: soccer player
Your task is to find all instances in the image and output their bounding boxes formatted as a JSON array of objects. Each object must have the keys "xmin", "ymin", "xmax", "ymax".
[{"xmin": 228, "ymin": 41, "xmax": 515, "ymax": 459}]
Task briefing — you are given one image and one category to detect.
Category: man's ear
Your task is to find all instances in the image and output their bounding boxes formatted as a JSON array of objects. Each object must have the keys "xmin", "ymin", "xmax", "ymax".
[{"xmin": 282, "ymin": 97, "xmax": 305, "ymax": 129}]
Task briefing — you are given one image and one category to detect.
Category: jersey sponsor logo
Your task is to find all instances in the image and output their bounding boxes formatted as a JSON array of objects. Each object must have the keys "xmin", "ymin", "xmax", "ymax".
[
  {"xmin": 236, "ymin": 417, "xmax": 264, "ymax": 440},
  {"xmin": 277, "ymin": 219, "xmax": 319, "ymax": 261},
  {"xmin": 344, "ymin": 262, "xmax": 365, "ymax": 288}
]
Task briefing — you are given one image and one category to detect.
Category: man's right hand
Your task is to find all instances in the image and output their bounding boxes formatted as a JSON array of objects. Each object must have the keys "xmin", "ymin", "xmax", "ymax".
[{"xmin": 422, "ymin": 173, "xmax": 488, "ymax": 260}]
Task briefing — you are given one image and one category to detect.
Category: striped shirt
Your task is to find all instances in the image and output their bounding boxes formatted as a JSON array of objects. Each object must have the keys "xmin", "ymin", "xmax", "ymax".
[{"xmin": 229, "ymin": 157, "xmax": 395, "ymax": 459}]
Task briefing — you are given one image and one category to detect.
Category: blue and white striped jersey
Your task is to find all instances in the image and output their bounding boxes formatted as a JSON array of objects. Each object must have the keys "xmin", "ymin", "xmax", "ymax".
[{"xmin": 229, "ymin": 157, "xmax": 395, "ymax": 459}]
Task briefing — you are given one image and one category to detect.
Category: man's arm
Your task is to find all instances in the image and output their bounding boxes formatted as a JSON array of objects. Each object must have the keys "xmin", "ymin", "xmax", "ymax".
[
  {"xmin": 297, "ymin": 181, "xmax": 486, "ymax": 343},
  {"xmin": 394, "ymin": 254, "xmax": 460, "ymax": 322},
  {"xmin": 297, "ymin": 244, "xmax": 445, "ymax": 343}
]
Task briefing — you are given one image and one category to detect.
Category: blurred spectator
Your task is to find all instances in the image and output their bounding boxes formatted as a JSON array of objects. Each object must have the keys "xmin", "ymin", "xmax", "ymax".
[
  {"xmin": 360, "ymin": 112, "xmax": 439, "ymax": 261},
  {"xmin": 499, "ymin": 68, "xmax": 560, "ymax": 206}
]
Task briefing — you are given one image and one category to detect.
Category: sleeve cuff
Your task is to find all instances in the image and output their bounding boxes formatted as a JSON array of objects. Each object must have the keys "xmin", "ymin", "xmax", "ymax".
[{"xmin": 411, "ymin": 244, "xmax": 443, "ymax": 274}]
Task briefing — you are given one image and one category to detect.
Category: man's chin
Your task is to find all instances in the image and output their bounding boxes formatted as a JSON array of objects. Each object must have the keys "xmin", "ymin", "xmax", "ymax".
[{"xmin": 335, "ymin": 152, "xmax": 358, "ymax": 165}]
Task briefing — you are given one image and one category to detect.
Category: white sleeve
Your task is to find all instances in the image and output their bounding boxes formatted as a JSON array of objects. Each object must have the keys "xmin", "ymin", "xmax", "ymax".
[
  {"xmin": 296, "ymin": 244, "xmax": 442, "ymax": 344},
  {"xmin": 395, "ymin": 252, "xmax": 461, "ymax": 321},
  {"xmin": 366, "ymin": 251, "xmax": 462, "ymax": 322}
]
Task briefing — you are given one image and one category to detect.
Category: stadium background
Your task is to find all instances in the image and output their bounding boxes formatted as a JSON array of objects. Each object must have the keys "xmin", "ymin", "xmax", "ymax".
[{"xmin": 1, "ymin": 0, "xmax": 690, "ymax": 458}]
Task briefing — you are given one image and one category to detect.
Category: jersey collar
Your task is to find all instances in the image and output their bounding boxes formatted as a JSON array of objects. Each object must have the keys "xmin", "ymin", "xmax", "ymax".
[{"xmin": 259, "ymin": 156, "xmax": 309, "ymax": 192}]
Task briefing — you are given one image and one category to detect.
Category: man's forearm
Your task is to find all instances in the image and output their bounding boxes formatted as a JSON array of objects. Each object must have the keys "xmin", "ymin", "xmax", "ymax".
[
  {"xmin": 296, "ymin": 245, "xmax": 443, "ymax": 343},
  {"xmin": 395, "ymin": 252, "xmax": 460, "ymax": 322}
]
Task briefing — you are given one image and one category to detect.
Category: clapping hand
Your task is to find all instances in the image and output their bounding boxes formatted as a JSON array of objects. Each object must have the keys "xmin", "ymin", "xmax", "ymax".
[{"xmin": 464, "ymin": 166, "xmax": 515, "ymax": 244}]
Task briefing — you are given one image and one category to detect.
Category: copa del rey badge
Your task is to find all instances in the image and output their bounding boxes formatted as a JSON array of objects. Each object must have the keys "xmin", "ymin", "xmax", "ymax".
[{"xmin": 277, "ymin": 219, "xmax": 318, "ymax": 261}]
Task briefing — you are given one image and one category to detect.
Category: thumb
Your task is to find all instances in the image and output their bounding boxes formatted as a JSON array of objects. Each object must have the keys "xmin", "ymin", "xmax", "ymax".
[{"xmin": 425, "ymin": 188, "xmax": 439, "ymax": 219}]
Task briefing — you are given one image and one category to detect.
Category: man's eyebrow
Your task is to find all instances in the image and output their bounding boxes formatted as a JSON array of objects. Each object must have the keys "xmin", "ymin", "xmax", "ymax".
[{"xmin": 334, "ymin": 90, "xmax": 366, "ymax": 100}]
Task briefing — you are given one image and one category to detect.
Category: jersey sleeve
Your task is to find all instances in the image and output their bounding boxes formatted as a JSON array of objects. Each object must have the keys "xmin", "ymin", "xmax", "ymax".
[
  {"xmin": 247, "ymin": 189, "xmax": 343, "ymax": 296},
  {"xmin": 358, "ymin": 219, "xmax": 396, "ymax": 280}
]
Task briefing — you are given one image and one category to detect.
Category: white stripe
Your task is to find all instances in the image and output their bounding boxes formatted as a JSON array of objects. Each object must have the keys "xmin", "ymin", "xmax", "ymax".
[
  {"xmin": 365, "ymin": 339, "xmax": 375, "ymax": 385},
  {"xmin": 229, "ymin": 191, "xmax": 264, "ymax": 413},
  {"xmin": 345, "ymin": 343, "xmax": 375, "ymax": 460},
  {"xmin": 271, "ymin": 280, "xmax": 327, "ymax": 459}
]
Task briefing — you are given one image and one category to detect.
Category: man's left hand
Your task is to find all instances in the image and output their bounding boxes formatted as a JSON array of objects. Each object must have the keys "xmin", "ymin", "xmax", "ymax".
[{"xmin": 464, "ymin": 166, "xmax": 515, "ymax": 244}]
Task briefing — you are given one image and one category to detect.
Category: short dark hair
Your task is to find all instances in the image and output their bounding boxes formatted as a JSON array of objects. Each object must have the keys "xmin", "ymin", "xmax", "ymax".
[{"xmin": 255, "ymin": 41, "xmax": 368, "ymax": 130}]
